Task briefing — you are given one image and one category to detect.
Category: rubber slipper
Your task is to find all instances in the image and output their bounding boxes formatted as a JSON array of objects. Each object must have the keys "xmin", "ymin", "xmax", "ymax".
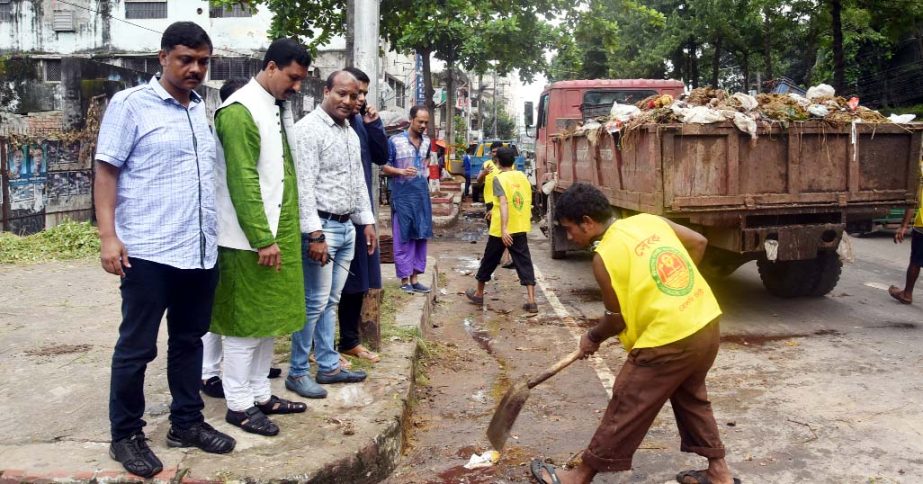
[
  {"xmin": 465, "ymin": 288, "xmax": 484, "ymax": 305},
  {"xmin": 343, "ymin": 345, "xmax": 380, "ymax": 363},
  {"xmin": 522, "ymin": 302, "xmax": 539, "ymax": 313},
  {"xmin": 339, "ymin": 354, "xmax": 353, "ymax": 369},
  {"xmin": 529, "ymin": 459, "xmax": 561, "ymax": 484},
  {"xmin": 675, "ymin": 469, "xmax": 741, "ymax": 484},
  {"xmin": 888, "ymin": 285, "xmax": 912, "ymax": 304}
]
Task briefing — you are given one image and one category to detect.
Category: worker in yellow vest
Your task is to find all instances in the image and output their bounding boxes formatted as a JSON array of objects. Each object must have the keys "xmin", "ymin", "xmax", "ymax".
[
  {"xmin": 465, "ymin": 147, "xmax": 538, "ymax": 313},
  {"xmin": 888, "ymin": 185, "xmax": 923, "ymax": 304},
  {"xmin": 530, "ymin": 183, "xmax": 738, "ymax": 484}
]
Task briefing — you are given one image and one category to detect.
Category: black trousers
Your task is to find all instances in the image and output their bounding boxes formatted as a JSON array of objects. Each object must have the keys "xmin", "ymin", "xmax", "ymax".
[
  {"xmin": 464, "ymin": 175, "xmax": 471, "ymax": 198},
  {"xmin": 109, "ymin": 258, "xmax": 218, "ymax": 441},
  {"xmin": 476, "ymin": 233, "xmax": 536, "ymax": 286},
  {"xmin": 338, "ymin": 291, "xmax": 364, "ymax": 352}
]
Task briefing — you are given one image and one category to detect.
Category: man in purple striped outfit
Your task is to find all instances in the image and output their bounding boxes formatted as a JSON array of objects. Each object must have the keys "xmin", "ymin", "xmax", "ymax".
[{"xmin": 382, "ymin": 106, "xmax": 433, "ymax": 293}]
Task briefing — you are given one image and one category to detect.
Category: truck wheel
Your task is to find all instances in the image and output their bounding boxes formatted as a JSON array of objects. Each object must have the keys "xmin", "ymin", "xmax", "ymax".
[
  {"xmin": 757, "ymin": 258, "xmax": 816, "ymax": 298},
  {"xmin": 548, "ymin": 191, "xmax": 567, "ymax": 259},
  {"xmin": 807, "ymin": 251, "xmax": 842, "ymax": 296}
]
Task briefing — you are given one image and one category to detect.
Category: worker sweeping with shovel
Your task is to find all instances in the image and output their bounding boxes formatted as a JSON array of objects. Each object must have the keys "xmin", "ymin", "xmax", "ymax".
[{"xmin": 529, "ymin": 183, "xmax": 738, "ymax": 484}]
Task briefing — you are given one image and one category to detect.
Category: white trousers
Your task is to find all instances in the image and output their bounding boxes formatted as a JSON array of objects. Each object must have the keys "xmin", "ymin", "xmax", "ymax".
[
  {"xmin": 201, "ymin": 332, "xmax": 223, "ymax": 380},
  {"xmin": 223, "ymin": 336, "xmax": 274, "ymax": 412}
]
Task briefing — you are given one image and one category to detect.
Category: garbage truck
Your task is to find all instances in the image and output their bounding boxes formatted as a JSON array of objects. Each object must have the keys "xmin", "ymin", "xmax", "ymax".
[{"xmin": 529, "ymin": 79, "xmax": 923, "ymax": 297}]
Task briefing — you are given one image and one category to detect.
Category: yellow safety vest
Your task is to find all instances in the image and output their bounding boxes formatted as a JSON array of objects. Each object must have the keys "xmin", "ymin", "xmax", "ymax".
[
  {"xmin": 483, "ymin": 160, "xmax": 497, "ymax": 205},
  {"xmin": 489, "ymin": 170, "xmax": 532, "ymax": 237},
  {"xmin": 915, "ymin": 184, "xmax": 923, "ymax": 228},
  {"xmin": 594, "ymin": 214, "xmax": 722, "ymax": 350}
]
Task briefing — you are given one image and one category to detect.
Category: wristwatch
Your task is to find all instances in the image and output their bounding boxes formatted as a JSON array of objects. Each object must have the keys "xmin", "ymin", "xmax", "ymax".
[{"xmin": 308, "ymin": 233, "xmax": 326, "ymax": 243}]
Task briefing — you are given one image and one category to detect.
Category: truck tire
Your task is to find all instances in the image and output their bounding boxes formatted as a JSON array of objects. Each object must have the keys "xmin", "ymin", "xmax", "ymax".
[
  {"xmin": 807, "ymin": 251, "xmax": 842, "ymax": 296},
  {"xmin": 757, "ymin": 251, "xmax": 842, "ymax": 297},
  {"xmin": 547, "ymin": 191, "xmax": 567, "ymax": 259}
]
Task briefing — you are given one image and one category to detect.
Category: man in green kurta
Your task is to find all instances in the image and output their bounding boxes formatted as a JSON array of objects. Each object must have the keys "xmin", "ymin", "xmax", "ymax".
[{"xmin": 210, "ymin": 39, "xmax": 312, "ymax": 437}]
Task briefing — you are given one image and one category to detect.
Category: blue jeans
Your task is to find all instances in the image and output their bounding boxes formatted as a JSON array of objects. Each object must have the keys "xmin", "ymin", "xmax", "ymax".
[{"xmin": 290, "ymin": 219, "xmax": 356, "ymax": 376}]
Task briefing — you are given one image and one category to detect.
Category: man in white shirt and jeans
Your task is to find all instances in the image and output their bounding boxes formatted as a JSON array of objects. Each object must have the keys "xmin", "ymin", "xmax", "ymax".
[{"xmin": 287, "ymin": 70, "xmax": 378, "ymax": 397}]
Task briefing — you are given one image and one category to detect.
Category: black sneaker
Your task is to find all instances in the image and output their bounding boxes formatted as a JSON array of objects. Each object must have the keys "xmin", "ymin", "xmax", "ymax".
[
  {"xmin": 166, "ymin": 421, "xmax": 235, "ymax": 454},
  {"xmin": 109, "ymin": 432, "xmax": 163, "ymax": 478}
]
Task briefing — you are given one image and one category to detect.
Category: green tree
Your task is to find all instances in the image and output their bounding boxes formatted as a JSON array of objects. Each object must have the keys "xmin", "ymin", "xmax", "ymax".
[{"xmin": 481, "ymin": 99, "xmax": 517, "ymax": 140}]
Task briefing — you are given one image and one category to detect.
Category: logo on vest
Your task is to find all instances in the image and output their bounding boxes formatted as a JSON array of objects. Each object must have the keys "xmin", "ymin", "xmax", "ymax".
[
  {"xmin": 649, "ymin": 247, "xmax": 694, "ymax": 296},
  {"xmin": 512, "ymin": 190, "xmax": 524, "ymax": 211}
]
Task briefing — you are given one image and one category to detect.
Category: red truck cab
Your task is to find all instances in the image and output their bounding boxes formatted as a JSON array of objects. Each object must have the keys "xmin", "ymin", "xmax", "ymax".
[{"xmin": 534, "ymin": 79, "xmax": 685, "ymax": 186}]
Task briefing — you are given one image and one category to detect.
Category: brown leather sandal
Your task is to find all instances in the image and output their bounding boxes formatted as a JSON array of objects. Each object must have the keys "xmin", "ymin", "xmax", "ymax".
[{"xmin": 343, "ymin": 345, "xmax": 380, "ymax": 363}]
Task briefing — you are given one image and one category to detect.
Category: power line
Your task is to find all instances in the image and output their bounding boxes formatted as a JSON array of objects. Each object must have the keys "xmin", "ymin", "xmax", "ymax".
[{"xmin": 54, "ymin": 0, "xmax": 260, "ymax": 59}]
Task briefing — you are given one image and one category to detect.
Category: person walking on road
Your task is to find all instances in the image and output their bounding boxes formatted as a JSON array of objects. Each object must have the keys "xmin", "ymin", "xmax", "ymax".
[
  {"xmin": 465, "ymin": 147, "xmax": 538, "ymax": 313},
  {"xmin": 210, "ymin": 38, "xmax": 312, "ymax": 436},
  {"xmin": 888, "ymin": 201, "xmax": 923, "ymax": 305},
  {"xmin": 530, "ymin": 183, "xmax": 737, "ymax": 484},
  {"xmin": 94, "ymin": 21, "xmax": 235, "ymax": 478},
  {"xmin": 287, "ymin": 70, "xmax": 376, "ymax": 399},
  {"xmin": 382, "ymin": 106, "xmax": 434, "ymax": 294},
  {"xmin": 337, "ymin": 66, "xmax": 388, "ymax": 365},
  {"xmin": 462, "ymin": 146, "xmax": 473, "ymax": 200}
]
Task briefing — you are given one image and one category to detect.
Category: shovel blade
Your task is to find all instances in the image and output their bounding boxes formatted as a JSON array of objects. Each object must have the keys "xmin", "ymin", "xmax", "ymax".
[{"xmin": 486, "ymin": 382, "xmax": 530, "ymax": 450}]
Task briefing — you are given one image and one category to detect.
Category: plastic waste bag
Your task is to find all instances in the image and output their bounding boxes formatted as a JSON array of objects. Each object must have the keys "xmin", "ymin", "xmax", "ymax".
[
  {"xmin": 806, "ymin": 84, "xmax": 835, "ymax": 100},
  {"xmin": 888, "ymin": 114, "xmax": 916, "ymax": 124},
  {"xmin": 610, "ymin": 102, "xmax": 640, "ymax": 122},
  {"xmin": 683, "ymin": 106, "xmax": 726, "ymax": 124},
  {"xmin": 732, "ymin": 93, "xmax": 758, "ymax": 112},
  {"xmin": 807, "ymin": 104, "xmax": 829, "ymax": 118},
  {"xmin": 335, "ymin": 385, "xmax": 374, "ymax": 408},
  {"xmin": 464, "ymin": 450, "xmax": 501, "ymax": 469},
  {"xmin": 787, "ymin": 93, "xmax": 811, "ymax": 108},
  {"xmin": 733, "ymin": 112, "xmax": 757, "ymax": 139}
]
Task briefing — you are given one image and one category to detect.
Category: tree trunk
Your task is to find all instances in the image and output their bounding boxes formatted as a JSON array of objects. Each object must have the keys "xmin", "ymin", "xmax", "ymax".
[
  {"xmin": 742, "ymin": 53, "xmax": 750, "ymax": 93},
  {"xmin": 690, "ymin": 40, "xmax": 700, "ymax": 88},
  {"xmin": 445, "ymin": 55, "xmax": 455, "ymax": 158},
  {"xmin": 476, "ymin": 72, "xmax": 484, "ymax": 140},
  {"xmin": 420, "ymin": 48, "xmax": 437, "ymax": 140},
  {"xmin": 711, "ymin": 37, "xmax": 722, "ymax": 88},
  {"xmin": 830, "ymin": 0, "xmax": 845, "ymax": 93},
  {"xmin": 762, "ymin": 6, "xmax": 774, "ymax": 83}
]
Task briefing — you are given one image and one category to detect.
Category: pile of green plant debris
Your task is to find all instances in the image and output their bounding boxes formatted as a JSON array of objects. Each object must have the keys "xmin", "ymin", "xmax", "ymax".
[{"xmin": 0, "ymin": 221, "xmax": 99, "ymax": 264}]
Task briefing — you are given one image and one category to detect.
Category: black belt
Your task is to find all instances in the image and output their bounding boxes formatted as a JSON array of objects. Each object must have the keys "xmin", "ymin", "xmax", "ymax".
[{"xmin": 318, "ymin": 210, "xmax": 352, "ymax": 223}]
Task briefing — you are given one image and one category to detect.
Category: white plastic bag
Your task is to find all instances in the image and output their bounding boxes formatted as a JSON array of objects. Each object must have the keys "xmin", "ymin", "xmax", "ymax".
[
  {"xmin": 806, "ymin": 84, "xmax": 835, "ymax": 100},
  {"xmin": 732, "ymin": 93, "xmax": 758, "ymax": 112},
  {"xmin": 610, "ymin": 102, "xmax": 640, "ymax": 122},
  {"xmin": 682, "ymin": 106, "xmax": 726, "ymax": 124},
  {"xmin": 733, "ymin": 112, "xmax": 757, "ymax": 139},
  {"xmin": 888, "ymin": 113, "xmax": 916, "ymax": 124},
  {"xmin": 807, "ymin": 104, "xmax": 830, "ymax": 118},
  {"xmin": 335, "ymin": 385, "xmax": 374, "ymax": 408},
  {"xmin": 788, "ymin": 93, "xmax": 811, "ymax": 107},
  {"xmin": 464, "ymin": 451, "xmax": 500, "ymax": 469}
]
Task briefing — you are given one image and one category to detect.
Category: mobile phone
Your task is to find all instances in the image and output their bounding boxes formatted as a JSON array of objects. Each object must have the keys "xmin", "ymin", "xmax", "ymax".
[{"xmin": 359, "ymin": 103, "xmax": 368, "ymax": 116}]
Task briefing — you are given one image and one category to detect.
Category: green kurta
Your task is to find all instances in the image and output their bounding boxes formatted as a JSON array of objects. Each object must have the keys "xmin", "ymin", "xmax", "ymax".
[{"xmin": 210, "ymin": 104, "xmax": 305, "ymax": 337}]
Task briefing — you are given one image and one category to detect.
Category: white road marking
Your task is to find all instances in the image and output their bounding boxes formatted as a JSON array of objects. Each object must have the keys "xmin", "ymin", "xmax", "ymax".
[
  {"xmin": 533, "ymin": 264, "xmax": 617, "ymax": 399},
  {"xmin": 864, "ymin": 282, "xmax": 891, "ymax": 291}
]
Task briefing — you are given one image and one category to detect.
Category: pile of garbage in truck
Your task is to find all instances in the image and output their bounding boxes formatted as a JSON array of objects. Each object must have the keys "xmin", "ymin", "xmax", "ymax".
[{"xmin": 584, "ymin": 84, "xmax": 917, "ymax": 140}]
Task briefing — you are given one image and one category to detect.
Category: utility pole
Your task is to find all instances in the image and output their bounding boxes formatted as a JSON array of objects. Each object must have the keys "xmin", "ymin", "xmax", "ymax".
[{"xmin": 492, "ymin": 70, "xmax": 498, "ymax": 139}]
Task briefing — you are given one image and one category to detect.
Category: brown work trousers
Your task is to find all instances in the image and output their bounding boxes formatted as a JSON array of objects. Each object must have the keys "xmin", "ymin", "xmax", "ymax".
[{"xmin": 583, "ymin": 319, "xmax": 725, "ymax": 472}]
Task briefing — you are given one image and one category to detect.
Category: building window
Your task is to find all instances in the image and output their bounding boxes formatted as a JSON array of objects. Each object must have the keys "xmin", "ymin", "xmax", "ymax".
[
  {"xmin": 210, "ymin": 57, "xmax": 261, "ymax": 81},
  {"xmin": 122, "ymin": 57, "xmax": 160, "ymax": 75},
  {"xmin": 125, "ymin": 1, "xmax": 167, "ymax": 20},
  {"xmin": 210, "ymin": 4, "xmax": 253, "ymax": 18},
  {"xmin": 44, "ymin": 59, "xmax": 62, "ymax": 82},
  {"xmin": 387, "ymin": 76, "xmax": 406, "ymax": 108}
]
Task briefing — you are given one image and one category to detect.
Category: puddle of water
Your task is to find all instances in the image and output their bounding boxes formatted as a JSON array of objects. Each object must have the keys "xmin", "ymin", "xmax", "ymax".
[{"xmin": 721, "ymin": 329, "xmax": 842, "ymax": 347}]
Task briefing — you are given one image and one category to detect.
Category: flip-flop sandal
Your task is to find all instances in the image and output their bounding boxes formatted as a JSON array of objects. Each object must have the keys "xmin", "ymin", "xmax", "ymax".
[
  {"xmin": 675, "ymin": 469, "xmax": 742, "ymax": 484},
  {"xmin": 339, "ymin": 354, "xmax": 353, "ymax": 369},
  {"xmin": 529, "ymin": 459, "xmax": 562, "ymax": 484},
  {"xmin": 888, "ymin": 285, "xmax": 912, "ymax": 304},
  {"xmin": 344, "ymin": 346, "xmax": 381, "ymax": 363},
  {"xmin": 522, "ymin": 302, "xmax": 539, "ymax": 313},
  {"xmin": 257, "ymin": 395, "xmax": 307, "ymax": 415},
  {"xmin": 465, "ymin": 288, "xmax": 484, "ymax": 305}
]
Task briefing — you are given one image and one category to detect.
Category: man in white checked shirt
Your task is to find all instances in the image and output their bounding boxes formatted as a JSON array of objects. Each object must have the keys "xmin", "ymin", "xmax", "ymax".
[
  {"xmin": 93, "ymin": 22, "xmax": 235, "ymax": 478},
  {"xmin": 286, "ymin": 70, "xmax": 378, "ymax": 398}
]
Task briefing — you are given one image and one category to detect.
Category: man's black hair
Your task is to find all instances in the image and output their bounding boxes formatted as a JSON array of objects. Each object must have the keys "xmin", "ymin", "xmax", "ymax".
[
  {"xmin": 554, "ymin": 183, "xmax": 613, "ymax": 223},
  {"xmin": 262, "ymin": 38, "xmax": 311, "ymax": 70},
  {"xmin": 219, "ymin": 78, "xmax": 248, "ymax": 102},
  {"xmin": 496, "ymin": 146, "xmax": 516, "ymax": 167},
  {"xmin": 410, "ymin": 105, "xmax": 428, "ymax": 120},
  {"xmin": 343, "ymin": 66, "xmax": 370, "ymax": 84},
  {"xmin": 161, "ymin": 21, "xmax": 212, "ymax": 53},
  {"xmin": 490, "ymin": 141, "xmax": 504, "ymax": 150},
  {"xmin": 325, "ymin": 70, "xmax": 356, "ymax": 89}
]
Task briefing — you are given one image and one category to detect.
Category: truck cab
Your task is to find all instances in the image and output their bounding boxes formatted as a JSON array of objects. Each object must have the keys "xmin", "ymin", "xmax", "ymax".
[{"xmin": 534, "ymin": 79, "xmax": 685, "ymax": 187}]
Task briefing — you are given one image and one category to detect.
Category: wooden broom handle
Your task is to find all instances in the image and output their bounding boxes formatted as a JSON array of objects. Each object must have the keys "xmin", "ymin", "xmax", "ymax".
[{"xmin": 527, "ymin": 349, "xmax": 584, "ymax": 389}]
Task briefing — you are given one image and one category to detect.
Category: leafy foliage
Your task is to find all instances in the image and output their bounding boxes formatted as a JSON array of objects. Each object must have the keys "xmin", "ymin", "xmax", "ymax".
[{"xmin": 0, "ymin": 221, "xmax": 100, "ymax": 264}]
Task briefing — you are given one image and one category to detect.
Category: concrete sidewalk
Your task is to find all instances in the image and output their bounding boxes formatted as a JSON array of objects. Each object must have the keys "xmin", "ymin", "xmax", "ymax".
[{"xmin": 0, "ymin": 259, "xmax": 437, "ymax": 483}]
